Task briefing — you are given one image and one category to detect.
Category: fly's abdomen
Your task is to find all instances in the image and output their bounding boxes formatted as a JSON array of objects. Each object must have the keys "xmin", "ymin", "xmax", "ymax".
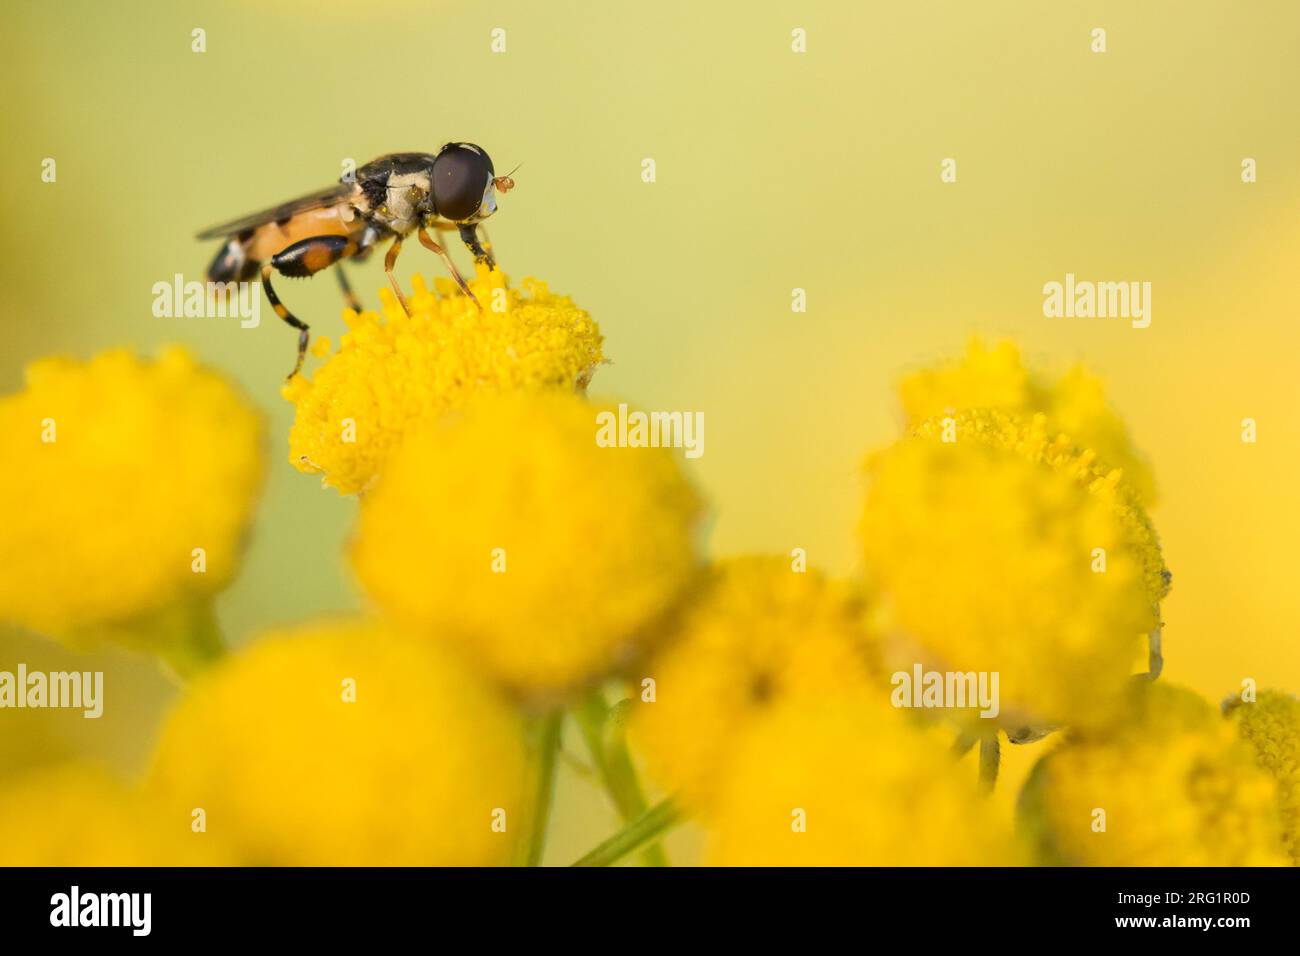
[{"xmin": 206, "ymin": 238, "xmax": 259, "ymax": 284}]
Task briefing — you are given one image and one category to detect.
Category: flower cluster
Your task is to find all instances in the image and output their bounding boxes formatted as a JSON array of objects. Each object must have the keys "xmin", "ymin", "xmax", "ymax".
[
  {"xmin": 282, "ymin": 267, "xmax": 604, "ymax": 495},
  {"xmin": 1226, "ymin": 690, "xmax": 1300, "ymax": 863},
  {"xmin": 0, "ymin": 347, "xmax": 264, "ymax": 654},
  {"xmin": 1018, "ymin": 683, "xmax": 1289, "ymax": 866},
  {"xmin": 631, "ymin": 557, "xmax": 876, "ymax": 811},
  {"xmin": 0, "ymin": 278, "xmax": 1294, "ymax": 869},
  {"xmin": 861, "ymin": 408, "xmax": 1168, "ymax": 732},
  {"xmin": 147, "ymin": 620, "xmax": 526, "ymax": 865},
  {"xmin": 351, "ymin": 390, "xmax": 703, "ymax": 698},
  {"xmin": 898, "ymin": 338, "xmax": 1158, "ymax": 505}
]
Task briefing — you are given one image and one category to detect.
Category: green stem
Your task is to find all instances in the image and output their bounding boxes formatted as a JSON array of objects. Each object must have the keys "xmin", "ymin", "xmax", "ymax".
[
  {"xmin": 951, "ymin": 731, "xmax": 978, "ymax": 758},
  {"xmin": 514, "ymin": 711, "xmax": 562, "ymax": 867},
  {"xmin": 979, "ymin": 733, "xmax": 1001, "ymax": 793},
  {"xmin": 570, "ymin": 799, "xmax": 682, "ymax": 867},
  {"xmin": 574, "ymin": 690, "xmax": 669, "ymax": 866},
  {"xmin": 156, "ymin": 600, "xmax": 227, "ymax": 681}
]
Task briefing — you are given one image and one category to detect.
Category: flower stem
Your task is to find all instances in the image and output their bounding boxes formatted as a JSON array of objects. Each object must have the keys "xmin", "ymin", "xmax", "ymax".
[
  {"xmin": 157, "ymin": 600, "xmax": 227, "ymax": 681},
  {"xmin": 951, "ymin": 731, "xmax": 978, "ymax": 758},
  {"xmin": 979, "ymin": 733, "xmax": 1001, "ymax": 793},
  {"xmin": 514, "ymin": 711, "xmax": 563, "ymax": 867},
  {"xmin": 570, "ymin": 798, "xmax": 682, "ymax": 867},
  {"xmin": 574, "ymin": 689, "xmax": 669, "ymax": 866}
]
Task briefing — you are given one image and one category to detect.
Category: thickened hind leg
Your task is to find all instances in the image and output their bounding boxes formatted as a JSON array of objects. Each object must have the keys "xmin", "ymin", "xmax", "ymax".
[
  {"xmin": 260, "ymin": 264, "xmax": 310, "ymax": 380},
  {"xmin": 265, "ymin": 234, "xmax": 359, "ymax": 379}
]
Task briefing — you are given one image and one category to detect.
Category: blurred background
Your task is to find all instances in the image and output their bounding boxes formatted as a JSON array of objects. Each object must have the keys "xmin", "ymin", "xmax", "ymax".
[{"xmin": 1, "ymin": 0, "xmax": 1298, "ymax": 863}]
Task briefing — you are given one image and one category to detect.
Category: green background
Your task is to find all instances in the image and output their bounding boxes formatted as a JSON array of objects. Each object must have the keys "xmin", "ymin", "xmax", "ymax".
[{"xmin": 3, "ymin": 0, "xmax": 1299, "ymax": 863}]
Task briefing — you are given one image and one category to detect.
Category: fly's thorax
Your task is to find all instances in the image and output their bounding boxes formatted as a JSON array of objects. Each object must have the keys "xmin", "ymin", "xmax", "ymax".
[{"xmin": 374, "ymin": 170, "xmax": 434, "ymax": 234}]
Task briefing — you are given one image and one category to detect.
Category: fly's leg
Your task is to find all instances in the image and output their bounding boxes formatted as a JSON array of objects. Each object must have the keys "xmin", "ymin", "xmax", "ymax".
[
  {"xmin": 419, "ymin": 227, "xmax": 482, "ymax": 310},
  {"xmin": 261, "ymin": 264, "xmax": 311, "ymax": 380},
  {"xmin": 265, "ymin": 234, "xmax": 357, "ymax": 379},
  {"xmin": 384, "ymin": 236, "xmax": 411, "ymax": 316},
  {"xmin": 458, "ymin": 223, "xmax": 496, "ymax": 270},
  {"xmin": 334, "ymin": 265, "xmax": 362, "ymax": 312}
]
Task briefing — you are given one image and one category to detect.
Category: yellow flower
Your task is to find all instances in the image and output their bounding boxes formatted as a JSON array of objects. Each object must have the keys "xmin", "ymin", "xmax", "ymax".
[
  {"xmin": 900, "ymin": 338, "xmax": 1031, "ymax": 418},
  {"xmin": 147, "ymin": 620, "xmax": 525, "ymax": 866},
  {"xmin": 283, "ymin": 268, "xmax": 604, "ymax": 495},
  {"xmin": 0, "ymin": 347, "xmax": 265, "ymax": 646},
  {"xmin": 351, "ymin": 391, "xmax": 703, "ymax": 697},
  {"xmin": 631, "ymin": 556, "xmax": 876, "ymax": 812},
  {"xmin": 708, "ymin": 697, "xmax": 1025, "ymax": 865},
  {"xmin": 1018, "ymin": 683, "xmax": 1289, "ymax": 866},
  {"xmin": 0, "ymin": 764, "xmax": 229, "ymax": 865},
  {"xmin": 1226, "ymin": 689, "xmax": 1300, "ymax": 863},
  {"xmin": 899, "ymin": 338, "xmax": 1157, "ymax": 505},
  {"xmin": 860, "ymin": 409, "xmax": 1169, "ymax": 732}
]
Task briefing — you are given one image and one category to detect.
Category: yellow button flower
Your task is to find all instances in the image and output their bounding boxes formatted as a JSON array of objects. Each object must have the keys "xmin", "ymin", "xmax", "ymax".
[
  {"xmin": 0, "ymin": 347, "xmax": 265, "ymax": 646},
  {"xmin": 860, "ymin": 409, "xmax": 1169, "ymax": 732},
  {"xmin": 147, "ymin": 620, "xmax": 525, "ymax": 866},
  {"xmin": 0, "ymin": 764, "xmax": 230, "ymax": 865},
  {"xmin": 708, "ymin": 697, "xmax": 1025, "ymax": 865},
  {"xmin": 283, "ymin": 268, "xmax": 605, "ymax": 495},
  {"xmin": 350, "ymin": 391, "xmax": 703, "ymax": 697},
  {"xmin": 1226, "ymin": 689, "xmax": 1300, "ymax": 863},
  {"xmin": 631, "ymin": 556, "xmax": 876, "ymax": 812},
  {"xmin": 1019, "ymin": 683, "xmax": 1289, "ymax": 866},
  {"xmin": 899, "ymin": 338, "xmax": 1157, "ymax": 505}
]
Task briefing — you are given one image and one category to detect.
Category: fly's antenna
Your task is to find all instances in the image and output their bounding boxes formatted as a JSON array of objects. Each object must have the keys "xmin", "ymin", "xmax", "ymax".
[{"xmin": 494, "ymin": 162, "xmax": 522, "ymax": 193}]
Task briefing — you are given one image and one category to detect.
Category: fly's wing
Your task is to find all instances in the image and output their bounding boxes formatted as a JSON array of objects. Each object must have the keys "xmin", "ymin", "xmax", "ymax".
[{"xmin": 196, "ymin": 181, "xmax": 359, "ymax": 240}]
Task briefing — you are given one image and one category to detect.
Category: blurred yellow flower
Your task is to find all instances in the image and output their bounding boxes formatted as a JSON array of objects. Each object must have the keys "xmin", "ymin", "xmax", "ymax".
[
  {"xmin": 860, "ymin": 409, "xmax": 1169, "ymax": 732},
  {"xmin": 632, "ymin": 556, "xmax": 876, "ymax": 812},
  {"xmin": 1019, "ymin": 683, "xmax": 1289, "ymax": 866},
  {"xmin": 899, "ymin": 338, "xmax": 1157, "ymax": 505},
  {"xmin": 1226, "ymin": 689, "xmax": 1300, "ymax": 863},
  {"xmin": 147, "ymin": 620, "xmax": 525, "ymax": 866},
  {"xmin": 351, "ymin": 391, "xmax": 703, "ymax": 697},
  {"xmin": 0, "ymin": 764, "xmax": 229, "ymax": 865},
  {"xmin": 283, "ymin": 268, "xmax": 604, "ymax": 495},
  {"xmin": 0, "ymin": 347, "xmax": 265, "ymax": 648},
  {"xmin": 708, "ymin": 697, "xmax": 1025, "ymax": 865}
]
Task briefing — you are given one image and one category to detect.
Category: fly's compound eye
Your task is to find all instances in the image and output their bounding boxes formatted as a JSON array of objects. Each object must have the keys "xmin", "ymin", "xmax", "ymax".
[{"xmin": 432, "ymin": 143, "xmax": 496, "ymax": 222}]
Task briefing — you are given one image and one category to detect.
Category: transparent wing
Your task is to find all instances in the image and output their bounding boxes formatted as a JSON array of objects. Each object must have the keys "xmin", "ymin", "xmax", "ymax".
[{"xmin": 196, "ymin": 182, "xmax": 356, "ymax": 240}]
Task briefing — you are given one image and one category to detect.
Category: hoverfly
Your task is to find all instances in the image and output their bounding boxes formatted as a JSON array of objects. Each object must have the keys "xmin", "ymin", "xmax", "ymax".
[{"xmin": 197, "ymin": 142, "xmax": 516, "ymax": 378}]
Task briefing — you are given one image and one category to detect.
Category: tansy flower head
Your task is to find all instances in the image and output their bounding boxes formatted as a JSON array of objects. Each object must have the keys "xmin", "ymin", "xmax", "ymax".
[
  {"xmin": 860, "ymin": 409, "xmax": 1169, "ymax": 732},
  {"xmin": 708, "ymin": 697, "xmax": 1025, "ymax": 866},
  {"xmin": 350, "ymin": 391, "xmax": 703, "ymax": 697},
  {"xmin": 0, "ymin": 347, "xmax": 265, "ymax": 646},
  {"xmin": 899, "ymin": 338, "xmax": 1157, "ymax": 505},
  {"xmin": 1018, "ymin": 683, "xmax": 1289, "ymax": 866},
  {"xmin": 0, "ymin": 764, "xmax": 230, "ymax": 865},
  {"xmin": 283, "ymin": 268, "xmax": 604, "ymax": 495},
  {"xmin": 1226, "ymin": 689, "xmax": 1300, "ymax": 863},
  {"xmin": 147, "ymin": 620, "xmax": 525, "ymax": 866},
  {"xmin": 631, "ymin": 556, "xmax": 876, "ymax": 812}
]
